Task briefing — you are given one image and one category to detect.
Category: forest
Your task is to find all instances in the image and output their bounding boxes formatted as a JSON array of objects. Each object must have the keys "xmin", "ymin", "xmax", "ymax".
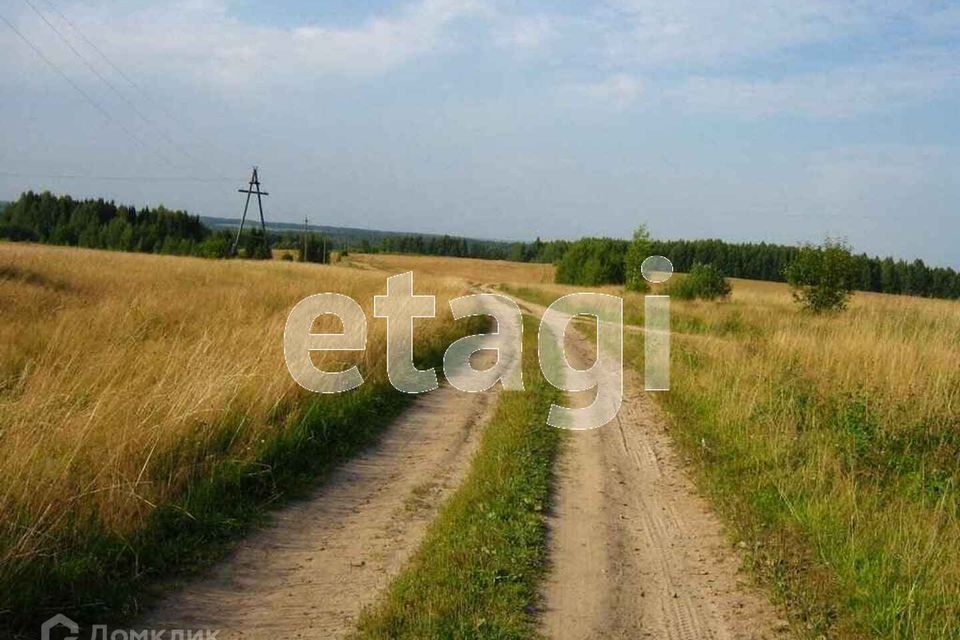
[
  {"xmin": 551, "ymin": 236, "xmax": 960, "ymax": 300},
  {"xmin": 2, "ymin": 191, "xmax": 958, "ymax": 299}
]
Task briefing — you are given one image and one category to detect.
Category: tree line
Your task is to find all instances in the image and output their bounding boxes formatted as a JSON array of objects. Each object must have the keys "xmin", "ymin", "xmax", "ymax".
[
  {"xmin": 552, "ymin": 234, "xmax": 960, "ymax": 300},
  {"xmin": 363, "ymin": 231, "xmax": 960, "ymax": 301},
  {"xmin": 2, "ymin": 191, "xmax": 957, "ymax": 300},
  {"xmin": 0, "ymin": 191, "xmax": 335, "ymax": 262},
  {"xmin": 369, "ymin": 233, "xmax": 569, "ymax": 263},
  {"xmin": 0, "ymin": 190, "xmax": 230, "ymax": 256}
]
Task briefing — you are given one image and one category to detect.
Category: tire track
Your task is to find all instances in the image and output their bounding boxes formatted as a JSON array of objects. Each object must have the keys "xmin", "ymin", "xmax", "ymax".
[
  {"xmin": 523, "ymin": 296, "xmax": 788, "ymax": 640},
  {"xmin": 138, "ymin": 384, "xmax": 498, "ymax": 639}
]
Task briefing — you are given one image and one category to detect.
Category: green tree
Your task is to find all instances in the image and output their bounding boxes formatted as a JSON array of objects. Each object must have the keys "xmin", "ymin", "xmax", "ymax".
[
  {"xmin": 300, "ymin": 233, "xmax": 328, "ymax": 263},
  {"xmin": 624, "ymin": 224, "xmax": 651, "ymax": 292},
  {"xmin": 555, "ymin": 238, "xmax": 627, "ymax": 286},
  {"xmin": 784, "ymin": 239, "xmax": 856, "ymax": 312}
]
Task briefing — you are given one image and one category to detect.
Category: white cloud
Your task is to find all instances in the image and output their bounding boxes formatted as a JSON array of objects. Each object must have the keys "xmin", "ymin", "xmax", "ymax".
[
  {"xmin": 575, "ymin": 73, "xmax": 643, "ymax": 109},
  {"xmin": 290, "ymin": 0, "xmax": 488, "ymax": 76},
  {"xmin": 2, "ymin": 0, "xmax": 490, "ymax": 88},
  {"xmin": 670, "ymin": 52, "xmax": 959, "ymax": 118},
  {"xmin": 493, "ymin": 15, "xmax": 556, "ymax": 50},
  {"xmin": 599, "ymin": 0, "xmax": 939, "ymax": 69}
]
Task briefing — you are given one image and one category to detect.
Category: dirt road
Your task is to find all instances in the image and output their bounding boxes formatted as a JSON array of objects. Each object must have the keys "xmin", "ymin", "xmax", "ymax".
[
  {"xmin": 140, "ymin": 384, "xmax": 497, "ymax": 639},
  {"xmin": 530, "ymin": 298, "xmax": 787, "ymax": 640},
  {"xmin": 142, "ymin": 286, "xmax": 784, "ymax": 639}
]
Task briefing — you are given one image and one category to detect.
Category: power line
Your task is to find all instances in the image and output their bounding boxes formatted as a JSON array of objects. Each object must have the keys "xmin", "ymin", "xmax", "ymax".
[
  {"xmin": 21, "ymin": 0, "xmax": 228, "ymax": 180},
  {"xmin": 0, "ymin": 11, "xmax": 177, "ymax": 168},
  {"xmin": 43, "ymin": 0, "xmax": 224, "ymax": 160},
  {"xmin": 0, "ymin": 171, "xmax": 234, "ymax": 183}
]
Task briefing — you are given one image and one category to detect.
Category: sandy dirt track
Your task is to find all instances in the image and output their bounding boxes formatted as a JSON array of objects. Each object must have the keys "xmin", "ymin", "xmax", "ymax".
[
  {"xmin": 140, "ymin": 383, "xmax": 497, "ymax": 639},
  {"xmin": 141, "ymin": 281, "xmax": 786, "ymax": 639},
  {"xmin": 529, "ymin": 297, "xmax": 788, "ymax": 640}
]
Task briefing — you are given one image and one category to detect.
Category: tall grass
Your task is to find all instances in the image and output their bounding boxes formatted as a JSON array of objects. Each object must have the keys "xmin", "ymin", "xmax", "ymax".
[
  {"xmin": 649, "ymin": 280, "xmax": 960, "ymax": 639},
  {"xmin": 0, "ymin": 243, "xmax": 467, "ymax": 631},
  {"xmin": 505, "ymin": 275, "xmax": 960, "ymax": 639}
]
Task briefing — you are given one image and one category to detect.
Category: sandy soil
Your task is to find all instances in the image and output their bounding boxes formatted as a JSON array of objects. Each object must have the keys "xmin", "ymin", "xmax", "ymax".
[
  {"xmin": 140, "ymin": 283, "xmax": 786, "ymax": 639},
  {"xmin": 139, "ymin": 383, "xmax": 497, "ymax": 639},
  {"xmin": 529, "ymin": 297, "xmax": 789, "ymax": 640}
]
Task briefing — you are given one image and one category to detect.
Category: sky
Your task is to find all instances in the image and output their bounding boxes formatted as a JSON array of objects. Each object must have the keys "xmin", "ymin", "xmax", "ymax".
[{"xmin": 1, "ymin": 0, "xmax": 958, "ymax": 267}]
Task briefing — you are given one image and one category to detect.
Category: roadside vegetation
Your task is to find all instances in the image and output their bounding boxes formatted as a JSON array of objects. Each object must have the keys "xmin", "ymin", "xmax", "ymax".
[
  {"xmin": 505, "ymin": 274, "xmax": 960, "ymax": 639},
  {"xmin": 652, "ymin": 282, "xmax": 960, "ymax": 638},
  {"xmin": 354, "ymin": 315, "xmax": 563, "ymax": 639},
  {"xmin": 0, "ymin": 243, "xmax": 470, "ymax": 634}
]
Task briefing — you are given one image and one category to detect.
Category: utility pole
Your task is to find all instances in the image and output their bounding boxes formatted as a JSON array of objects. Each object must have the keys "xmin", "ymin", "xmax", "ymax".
[
  {"xmin": 302, "ymin": 215, "xmax": 308, "ymax": 261},
  {"xmin": 232, "ymin": 166, "xmax": 269, "ymax": 256}
]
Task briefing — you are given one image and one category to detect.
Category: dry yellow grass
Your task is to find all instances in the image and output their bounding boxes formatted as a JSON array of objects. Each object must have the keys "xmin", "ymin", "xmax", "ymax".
[
  {"xmin": 351, "ymin": 252, "xmax": 554, "ymax": 285},
  {"xmin": 0, "ymin": 243, "xmax": 466, "ymax": 600}
]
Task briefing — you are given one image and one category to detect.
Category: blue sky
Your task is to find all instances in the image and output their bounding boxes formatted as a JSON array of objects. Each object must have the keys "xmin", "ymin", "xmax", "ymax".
[{"xmin": 1, "ymin": 0, "xmax": 958, "ymax": 267}]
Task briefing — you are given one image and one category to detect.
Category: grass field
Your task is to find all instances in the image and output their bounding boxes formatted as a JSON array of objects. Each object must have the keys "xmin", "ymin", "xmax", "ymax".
[
  {"xmin": 5, "ymin": 245, "xmax": 958, "ymax": 638},
  {"xmin": 503, "ymin": 274, "xmax": 960, "ymax": 639},
  {"xmin": 0, "ymin": 243, "xmax": 469, "ymax": 631},
  {"xmin": 351, "ymin": 252, "xmax": 555, "ymax": 285}
]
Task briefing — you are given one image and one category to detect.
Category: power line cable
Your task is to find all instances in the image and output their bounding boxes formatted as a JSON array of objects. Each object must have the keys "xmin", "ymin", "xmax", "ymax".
[
  {"xmin": 0, "ymin": 171, "xmax": 234, "ymax": 183},
  {"xmin": 43, "ymin": 0, "xmax": 223, "ymax": 157},
  {"xmin": 21, "ymin": 0, "xmax": 229, "ymax": 180},
  {"xmin": 0, "ymin": 11, "xmax": 177, "ymax": 168}
]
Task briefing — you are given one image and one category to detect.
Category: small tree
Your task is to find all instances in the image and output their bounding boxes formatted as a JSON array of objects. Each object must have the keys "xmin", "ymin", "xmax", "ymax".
[
  {"xmin": 668, "ymin": 262, "xmax": 731, "ymax": 300},
  {"xmin": 784, "ymin": 238, "xmax": 856, "ymax": 312},
  {"xmin": 624, "ymin": 224, "xmax": 651, "ymax": 292},
  {"xmin": 242, "ymin": 229, "xmax": 272, "ymax": 260},
  {"xmin": 301, "ymin": 233, "xmax": 329, "ymax": 264}
]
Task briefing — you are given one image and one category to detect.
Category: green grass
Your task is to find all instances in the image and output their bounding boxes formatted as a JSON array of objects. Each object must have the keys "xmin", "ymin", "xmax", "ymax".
[
  {"xmin": 504, "ymin": 282, "xmax": 960, "ymax": 639},
  {"xmin": 623, "ymin": 307, "xmax": 960, "ymax": 639},
  {"xmin": 353, "ymin": 315, "xmax": 563, "ymax": 639}
]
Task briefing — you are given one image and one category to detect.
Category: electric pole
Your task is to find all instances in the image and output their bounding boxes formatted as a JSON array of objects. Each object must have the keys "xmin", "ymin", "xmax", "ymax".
[{"xmin": 232, "ymin": 166, "xmax": 269, "ymax": 256}]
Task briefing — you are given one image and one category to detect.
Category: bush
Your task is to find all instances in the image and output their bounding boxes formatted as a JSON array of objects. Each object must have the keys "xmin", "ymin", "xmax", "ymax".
[
  {"xmin": 667, "ymin": 262, "xmax": 731, "ymax": 300},
  {"xmin": 300, "ymin": 233, "xmax": 329, "ymax": 264},
  {"xmin": 784, "ymin": 239, "xmax": 856, "ymax": 313},
  {"xmin": 554, "ymin": 237, "xmax": 627, "ymax": 286}
]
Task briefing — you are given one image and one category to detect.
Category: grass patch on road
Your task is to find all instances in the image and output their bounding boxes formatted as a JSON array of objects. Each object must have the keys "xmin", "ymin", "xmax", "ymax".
[{"xmin": 354, "ymin": 315, "xmax": 563, "ymax": 639}]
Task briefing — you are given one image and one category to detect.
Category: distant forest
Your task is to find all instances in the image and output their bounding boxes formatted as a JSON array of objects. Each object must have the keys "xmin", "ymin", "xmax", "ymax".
[
  {"xmin": 2, "ymin": 191, "xmax": 958, "ymax": 299},
  {"xmin": 363, "ymin": 233, "xmax": 960, "ymax": 300},
  {"xmin": 0, "ymin": 191, "xmax": 231, "ymax": 257},
  {"xmin": 0, "ymin": 191, "xmax": 317, "ymax": 260}
]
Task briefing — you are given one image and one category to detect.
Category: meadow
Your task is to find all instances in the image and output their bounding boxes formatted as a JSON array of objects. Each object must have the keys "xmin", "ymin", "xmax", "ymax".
[
  {"xmin": 498, "ymin": 275, "xmax": 960, "ymax": 639},
  {"xmin": 0, "ymin": 243, "xmax": 468, "ymax": 630},
  {"xmin": 4, "ymin": 245, "xmax": 958, "ymax": 638},
  {"xmin": 351, "ymin": 252, "xmax": 555, "ymax": 285}
]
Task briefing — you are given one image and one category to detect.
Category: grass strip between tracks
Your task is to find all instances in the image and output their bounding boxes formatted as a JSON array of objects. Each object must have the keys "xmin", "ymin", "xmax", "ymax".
[{"xmin": 354, "ymin": 314, "xmax": 564, "ymax": 639}]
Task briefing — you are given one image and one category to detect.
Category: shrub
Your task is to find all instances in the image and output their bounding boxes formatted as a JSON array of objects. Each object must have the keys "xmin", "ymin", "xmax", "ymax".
[
  {"xmin": 668, "ymin": 262, "xmax": 731, "ymax": 300},
  {"xmin": 784, "ymin": 239, "xmax": 856, "ymax": 313},
  {"xmin": 554, "ymin": 237, "xmax": 627, "ymax": 286}
]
